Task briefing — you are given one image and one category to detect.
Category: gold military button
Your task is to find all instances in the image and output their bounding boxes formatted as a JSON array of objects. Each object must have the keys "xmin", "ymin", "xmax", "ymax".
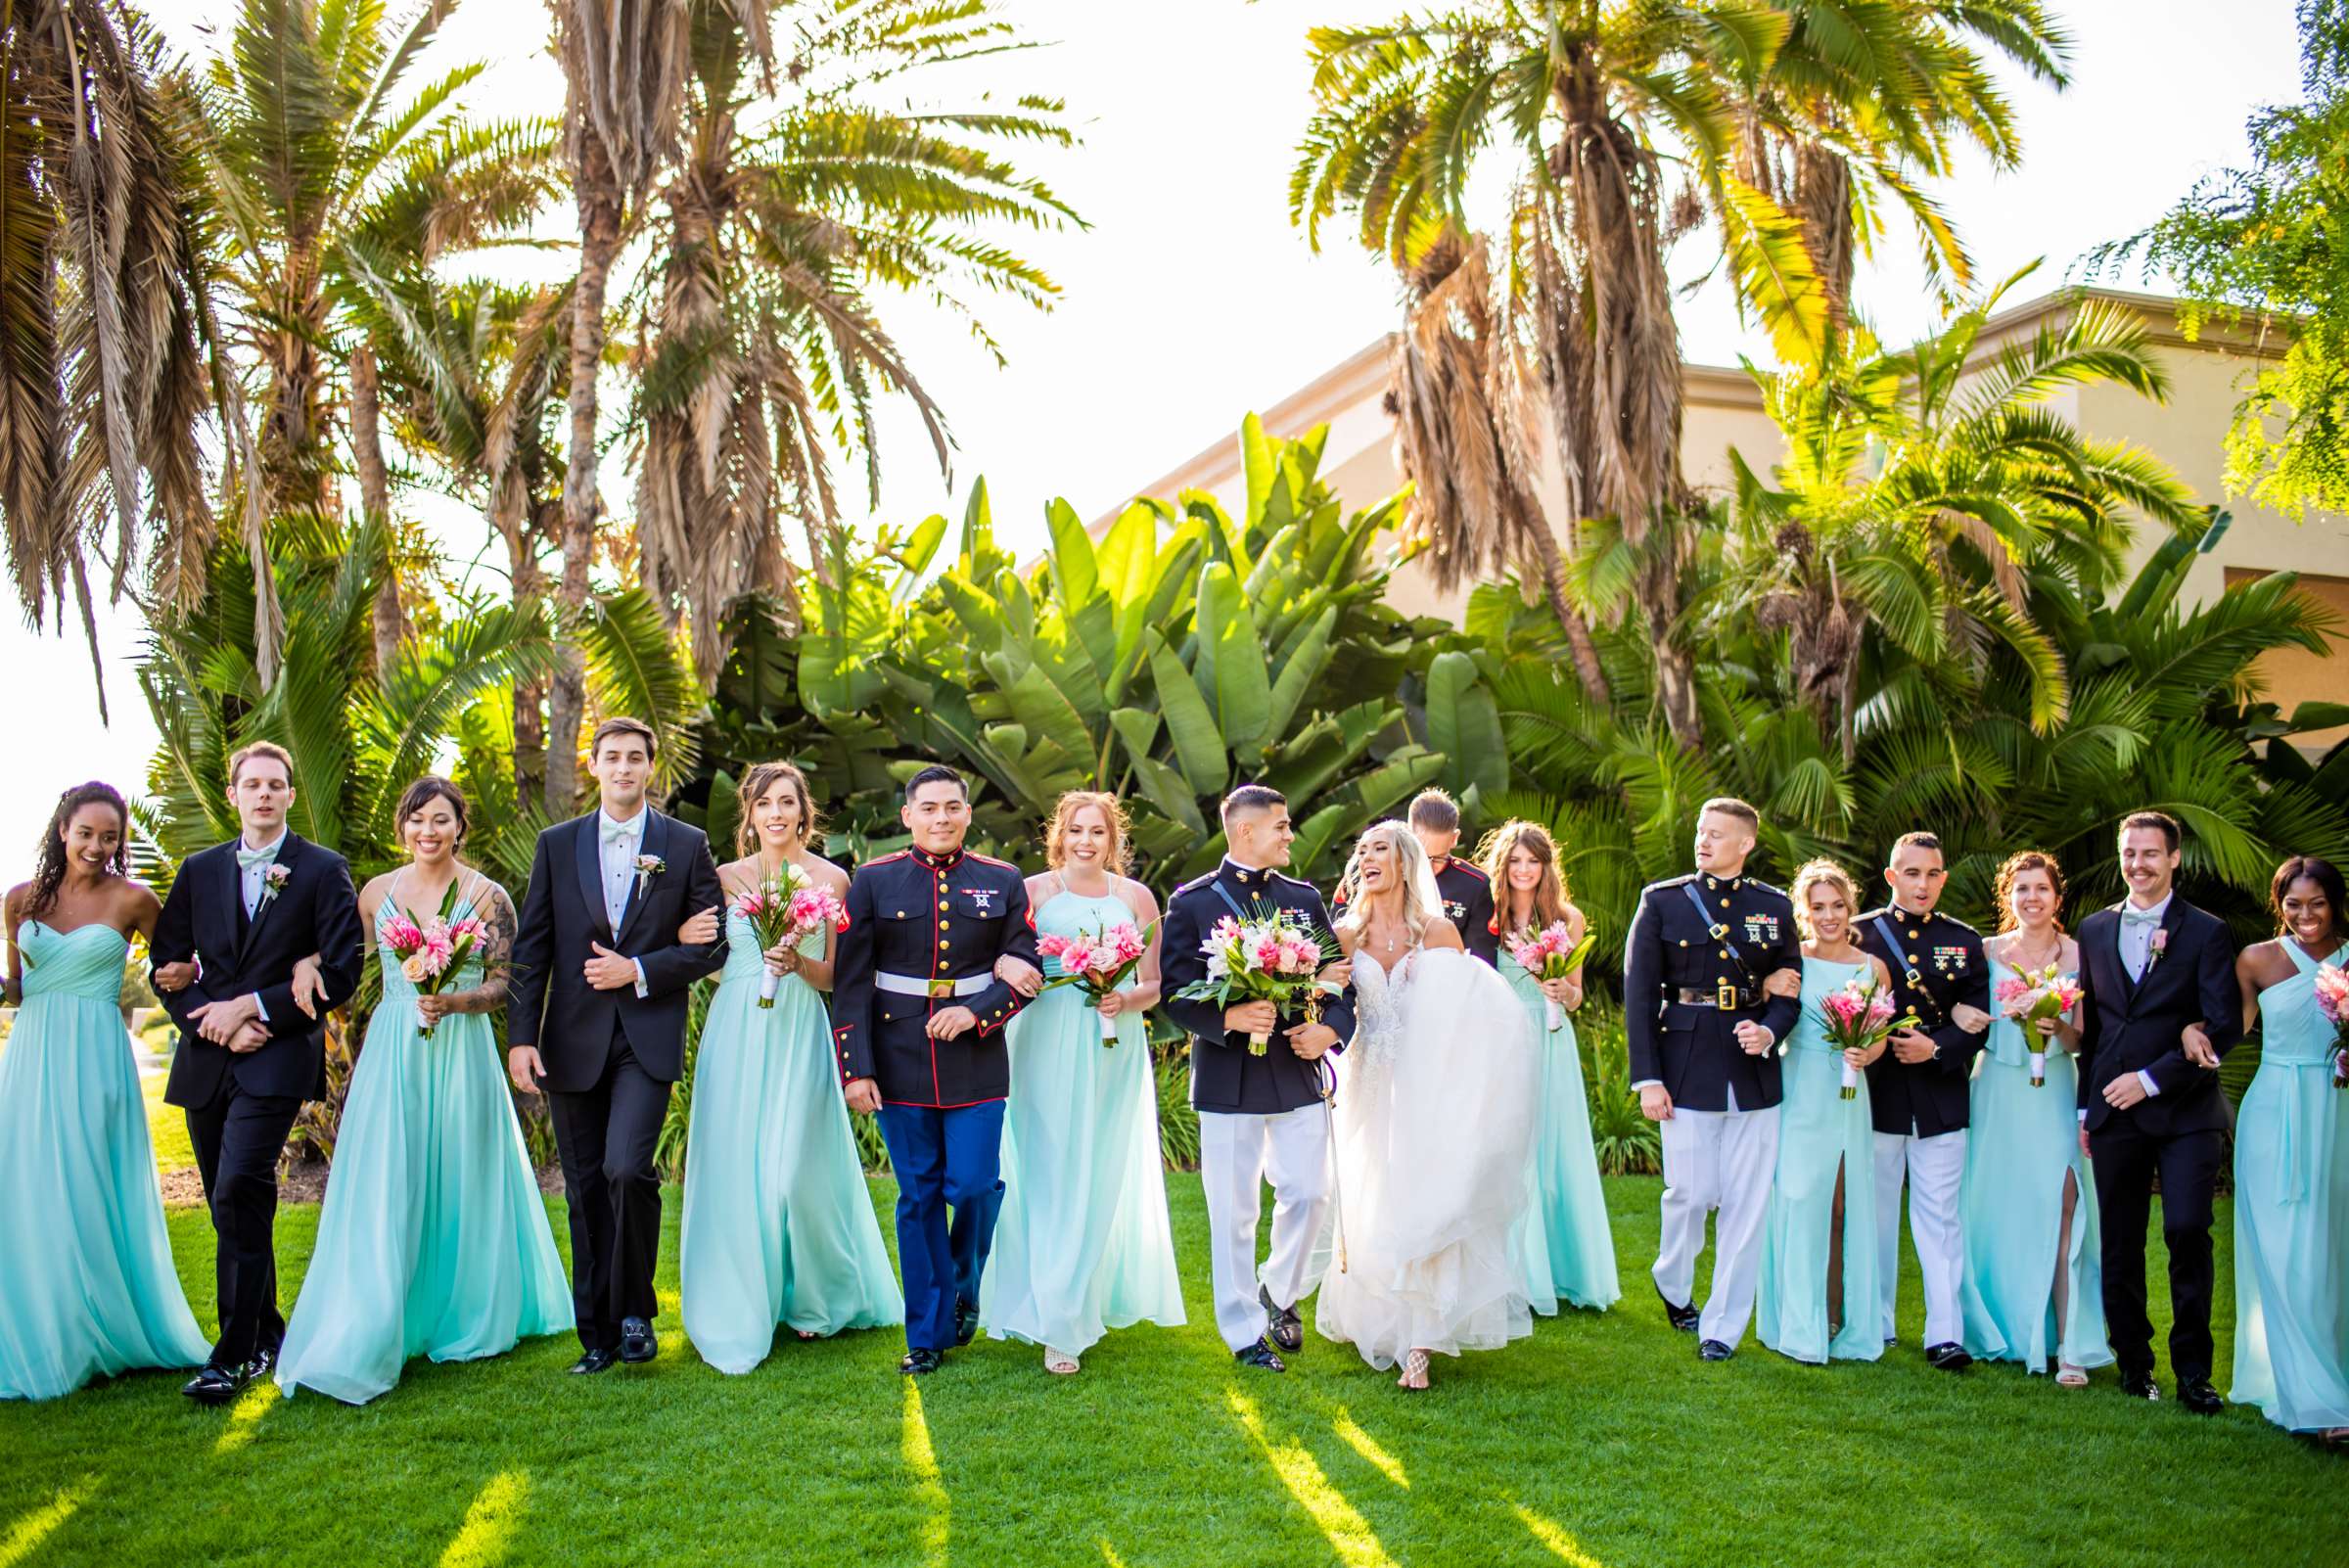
[
  {"xmin": 1720, "ymin": 899, "xmax": 1729, "ymax": 908},
  {"xmin": 940, "ymin": 940, "xmax": 950, "ymax": 949},
  {"xmin": 896, "ymin": 909, "xmax": 905, "ymax": 917},
  {"xmin": 939, "ymin": 900, "xmax": 949, "ymax": 911},
  {"xmin": 1679, "ymin": 939, "xmax": 1688, "ymax": 947},
  {"xmin": 1719, "ymin": 948, "xmax": 1728, "ymax": 958}
]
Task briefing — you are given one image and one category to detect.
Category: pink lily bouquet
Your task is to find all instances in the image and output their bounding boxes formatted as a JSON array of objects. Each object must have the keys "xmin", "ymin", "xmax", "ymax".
[
  {"xmin": 1994, "ymin": 962, "xmax": 2085, "ymax": 1086},
  {"xmin": 1504, "ymin": 922, "xmax": 1597, "ymax": 1033},
  {"xmin": 2310, "ymin": 963, "xmax": 2349, "ymax": 1089},
  {"xmin": 1036, "ymin": 919, "xmax": 1156, "ymax": 1043},
  {"xmin": 382, "ymin": 884, "xmax": 486, "ymax": 1038},
  {"xmin": 1811, "ymin": 975, "xmax": 1921, "ymax": 1099},
  {"xmin": 731, "ymin": 865, "xmax": 849, "ymax": 1008},
  {"xmin": 1175, "ymin": 909, "xmax": 1340, "ymax": 1055}
]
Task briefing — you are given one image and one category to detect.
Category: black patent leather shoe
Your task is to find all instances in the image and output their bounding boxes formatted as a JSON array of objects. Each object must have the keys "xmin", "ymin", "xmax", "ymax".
[
  {"xmin": 569, "ymin": 1349, "xmax": 619, "ymax": 1375},
  {"xmin": 953, "ymin": 1297, "xmax": 980, "ymax": 1348},
  {"xmin": 2178, "ymin": 1377, "xmax": 2225, "ymax": 1415},
  {"xmin": 1233, "ymin": 1337, "xmax": 1287, "ymax": 1373},
  {"xmin": 1657, "ymin": 1285, "xmax": 1699, "ymax": 1334},
  {"xmin": 1260, "ymin": 1285, "xmax": 1305, "ymax": 1353},
  {"xmin": 1697, "ymin": 1339, "xmax": 1735, "ymax": 1362},
  {"xmin": 899, "ymin": 1348, "xmax": 944, "ymax": 1376},
  {"xmin": 182, "ymin": 1363, "xmax": 251, "ymax": 1407},
  {"xmin": 2119, "ymin": 1368, "xmax": 2161, "ymax": 1402},
  {"xmin": 249, "ymin": 1345, "xmax": 278, "ymax": 1380},
  {"xmin": 619, "ymin": 1317, "xmax": 657, "ymax": 1364},
  {"xmin": 1924, "ymin": 1342, "xmax": 1973, "ymax": 1373}
]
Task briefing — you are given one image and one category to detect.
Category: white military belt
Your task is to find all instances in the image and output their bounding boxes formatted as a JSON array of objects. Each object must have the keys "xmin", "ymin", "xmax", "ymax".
[{"xmin": 877, "ymin": 971, "xmax": 991, "ymax": 999}]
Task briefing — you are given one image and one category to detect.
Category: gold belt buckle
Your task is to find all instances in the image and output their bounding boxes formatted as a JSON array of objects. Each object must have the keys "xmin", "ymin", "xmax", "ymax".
[
  {"xmin": 1717, "ymin": 980, "xmax": 1738, "ymax": 1010},
  {"xmin": 928, "ymin": 979, "xmax": 955, "ymax": 999}
]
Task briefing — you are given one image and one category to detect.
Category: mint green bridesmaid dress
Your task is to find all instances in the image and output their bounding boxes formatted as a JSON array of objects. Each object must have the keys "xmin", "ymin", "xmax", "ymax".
[
  {"xmin": 1958, "ymin": 955, "xmax": 2111, "ymax": 1374},
  {"xmin": 0, "ymin": 920, "xmax": 209, "ymax": 1399},
  {"xmin": 981, "ymin": 889, "xmax": 1185, "ymax": 1356},
  {"xmin": 680, "ymin": 912, "xmax": 900, "ymax": 1372},
  {"xmin": 1756, "ymin": 956, "xmax": 1883, "ymax": 1363},
  {"xmin": 2233, "ymin": 941, "xmax": 2349, "ymax": 1432},
  {"xmin": 1498, "ymin": 949, "xmax": 1619, "ymax": 1312},
  {"xmin": 275, "ymin": 886, "xmax": 573, "ymax": 1404}
]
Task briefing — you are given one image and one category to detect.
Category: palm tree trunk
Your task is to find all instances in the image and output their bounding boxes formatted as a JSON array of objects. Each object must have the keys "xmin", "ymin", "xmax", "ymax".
[
  {"xmin": 1517, "ymin": 491, "xmax": 1610, "ymax": 706},
  {"xmin": 1638, "ymin": 551, "xmax": 1703, "ymax": 748},
  {"xmin": 348, "ymin": 344, "xmax": 405, "ymax": 672},
  {"xmin": 551, "ymin": 164, "xmax": 622, "ymax": 816},
  {"xmin": 510, "ymin": 503, "xmax": 553, "ymax": 811}
]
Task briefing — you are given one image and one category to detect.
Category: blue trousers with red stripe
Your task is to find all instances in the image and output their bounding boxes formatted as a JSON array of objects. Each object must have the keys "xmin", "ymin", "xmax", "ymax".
[{"xmin": 876, "ymin": 1100, "xmax": 1007, "ymax": 1352}]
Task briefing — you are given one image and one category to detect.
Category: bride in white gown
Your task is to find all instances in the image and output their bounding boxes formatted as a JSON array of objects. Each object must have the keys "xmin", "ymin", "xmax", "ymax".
[{"xmin": 1315, "ymin": 821, "xmax": 1540, "ymax": 1388}]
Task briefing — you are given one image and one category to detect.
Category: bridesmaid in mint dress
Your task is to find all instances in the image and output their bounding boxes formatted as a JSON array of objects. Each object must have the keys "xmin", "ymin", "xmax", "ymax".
[
  {"xmin": 275, "ymin": 778, "xmax": 572, "ymax": 1404},
  {"xmin": 0, "ymin": 782, "xmax": 210, "ymax": 1399},
  {"xmin": 1756, "ymin": 859, "xmax": 1886, "ymax": 1364},
  {"xmin": 2230, "ymin": 855, "xmax": 2349, "ymax": 1443},
  {"xmin": 1958, "ymin": 850, "xmax": 2110, "ymax": 1386},
  {"xmin": 678, "ymin": 761, "xmax": 899, "ymax": 1372},
  {"xmin": 1483, "ymin": 820, "xmax": 1618, "ymax": 1312},
  {"xmin": 982, "ymin": 791, "xmax": 1184, "ymax": 1374}
]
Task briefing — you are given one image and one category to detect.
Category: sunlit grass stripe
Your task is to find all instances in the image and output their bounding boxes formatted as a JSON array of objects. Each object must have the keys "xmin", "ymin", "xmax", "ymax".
[{"xmin": 1223, "ymin": 1387, "xmax": 1394, "ymax": 1568}]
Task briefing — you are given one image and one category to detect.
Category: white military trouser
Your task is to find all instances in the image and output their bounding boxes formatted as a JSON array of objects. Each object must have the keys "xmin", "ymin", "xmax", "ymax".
[
  {"xmin": 1198, "ymin": 1105, "xmax": 1332, "ymax": 1352},
  {"xmin": 1652, "ymin": 1087, "xmax": 1780, "ymax": 1348},
  {"xmin": 1873, "ymin": 1129, "xmax": 1967, "ymax": 1347}
]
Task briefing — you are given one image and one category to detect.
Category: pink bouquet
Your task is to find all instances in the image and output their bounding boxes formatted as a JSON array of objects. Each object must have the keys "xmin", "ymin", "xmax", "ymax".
[
  {"xmin": 1036, "ymin": 919, "xmax": 1156, "ymax": 1043},
  {"xmin": 1994, "ymin": 961, "xmax": 2085, "ymax": 1086},
  {"xmin": 1811, "ymin": 975, "xmax": 1920, "ymax": 1099},
  {"xmin": 2311, "ymin": 963, "xmax": 2349, "ymax": 1089},
  {"xmin": 1504, "ymin": 921, "xmax": 1597, "ymax": 1033},
  {"xmin": 732, "ymin": 864, "xmax": 850, "ymax": 1007},
  {"xmin": 383, "ymin": 888, "xmax": 486, "ymax": 1038},
  {"xmin": 1175, "ymin": 909, "xmax": 1340, "ymax": 1055}
]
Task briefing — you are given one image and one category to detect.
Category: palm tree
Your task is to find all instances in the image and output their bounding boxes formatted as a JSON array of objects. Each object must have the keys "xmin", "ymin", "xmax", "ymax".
[
  {"xmin": 628, "ymin": 0, "xmax": 1077, "ymax": 685},
  {"xmin": 1724, "ymin": 271, "xmax": 2205, "ymax": 761},
  {"xmin": 0, "ymin": 0, "xmax": 227, "ymax": 717},
  {"xmin": 196, "ymin": 0, "xmax": 561, "ymax": 676}
]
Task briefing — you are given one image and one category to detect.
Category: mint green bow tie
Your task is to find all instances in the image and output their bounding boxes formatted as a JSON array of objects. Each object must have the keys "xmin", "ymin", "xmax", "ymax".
[
  {"xmin": 2121, "ymin": 907, "xmax": 2161, "ymax": 928},
  {"xmin": 237, "ymin": 841, "xmax": 281, "ymax": 872}
]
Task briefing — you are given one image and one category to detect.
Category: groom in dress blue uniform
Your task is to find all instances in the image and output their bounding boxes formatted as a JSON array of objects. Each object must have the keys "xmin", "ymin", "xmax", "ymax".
[
  {"xmin": 1624, "ymin": 797, "xmax": 1802, "ymax": 1360},
  {"xmin": 1855, "ymin": 830, "xmax": 1988, "ymax": 1371},
  {"xmin": 154, "ymin": 740, "xmax": 364, "ymax": 1405},
  {"xmin": 2074, "ymin": 810, "xmax": 2240, "ymax": 1413},
  {"xmin": 831, "ymin": 765, "xmax": 1038, "ymax": 1375},
  {"xmin": 508, "ymin": 717, "xmax": 726, "ymax": 1375},
  {"xmin": 1160, "ymin": 784, "xmax": 1356, "ymax": 1370}
]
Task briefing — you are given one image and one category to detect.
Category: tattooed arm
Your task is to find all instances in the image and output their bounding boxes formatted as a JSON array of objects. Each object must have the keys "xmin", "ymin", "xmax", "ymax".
[{"xmin": 412, "ymin": 879, "xmax": 518, "ymax": 1024}]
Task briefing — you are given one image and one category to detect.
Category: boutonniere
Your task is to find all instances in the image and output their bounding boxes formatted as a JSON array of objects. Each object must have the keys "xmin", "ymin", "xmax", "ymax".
[
  {"xmin": 256, "ymin": 863, "xmax": 292, "ymax": 913},
  {"xmin": 633, "ymin": 853, "xmax": 666, "ymax": 895},
  {"xmin": 2147, "ymin": 928, "xmax": 2170, "ymax": 968}
]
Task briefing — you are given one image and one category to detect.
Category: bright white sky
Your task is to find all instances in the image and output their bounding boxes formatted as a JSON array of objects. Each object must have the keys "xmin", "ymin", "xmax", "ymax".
[{"xmin": 3, "ymin": 0, "xmax": 2307, "ymax": 857}]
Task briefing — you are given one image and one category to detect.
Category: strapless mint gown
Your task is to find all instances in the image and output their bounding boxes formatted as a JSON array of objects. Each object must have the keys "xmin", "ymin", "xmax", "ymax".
[
  {"xmin": 0, "ymin": 920, "xmax": 208, "ymax": 1399},
  {"xmin": 981, "ymin": 890, "xmax": 1184, "ymax": 1355},
  {"xmin": 1959, "ymin": 956, "xmax": 2111, "ymax": 1373},
  {"xmin": 275, "ymin": 893, "xmax": 572, "ymax": 1404},
  {"xmin": 1499, "ymin": 951, "xmax": 1618, "ymax": 1312},
  {"xmin": 2233, "ymin": 942, "xmax": 2349, "ymax": 1432},
  {"xmin": 680, "ymin": 912, "xmax": 899, "ymax": 1372},
  {"xmin": 1757, "ymin": 956, "xmax": 1883, "ymax": 1363}
]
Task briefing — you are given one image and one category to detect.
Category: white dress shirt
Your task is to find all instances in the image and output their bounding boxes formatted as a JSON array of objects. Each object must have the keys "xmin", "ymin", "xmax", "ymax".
[
  {"xmin": 2118, "ymin": 892, "xmax": 2173, "ymax": 1101},
  {"xmin": 597, "ymin": 809, "xmax": 653, "ymax": 996},
  {"xmin": 239, "ymin": 826, "xmax": 289, "ymax": 919}
]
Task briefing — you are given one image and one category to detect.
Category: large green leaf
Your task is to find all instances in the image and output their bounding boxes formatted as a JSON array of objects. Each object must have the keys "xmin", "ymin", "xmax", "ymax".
[
  {"xmin": 1422, "ymin": 650, "xmax": 1507, "ymax": 803},
  {"xmin": 1198, "ymin": 562, "xmax": 1272, "ymax": 756},
  {"xmin": 1147, "ymin": 634, "xmax": 1229, "ymax": 797}
]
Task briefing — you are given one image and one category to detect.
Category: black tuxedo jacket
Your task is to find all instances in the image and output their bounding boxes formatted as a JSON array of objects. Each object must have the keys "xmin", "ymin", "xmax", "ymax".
[
  {"xmin": 154, "ymin": 833, "xmax": 364, "ymax": 1108},
  {"xmin": 1160, "ymin": 860, "xmax": 1357, "ymax": 1116},
  {"xmin": 508, "ymin": 810, "xmax": 725, "ymax": 1091},
  {"xmin": 2075, "ymin": 896, "xmax": 2241, "ymax": 1136}
]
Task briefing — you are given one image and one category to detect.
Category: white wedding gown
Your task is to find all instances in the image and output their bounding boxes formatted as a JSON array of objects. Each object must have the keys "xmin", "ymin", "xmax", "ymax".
[{"xmin": 1313, "ymin": 944, "xmax": 1541, "ymax": 1369}]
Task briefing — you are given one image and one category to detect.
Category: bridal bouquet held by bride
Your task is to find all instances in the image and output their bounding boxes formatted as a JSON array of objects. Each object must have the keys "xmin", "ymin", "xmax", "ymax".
[{"xmin": 1313, "ymin": 821, "xmax": 1540, "ymax": 1390}]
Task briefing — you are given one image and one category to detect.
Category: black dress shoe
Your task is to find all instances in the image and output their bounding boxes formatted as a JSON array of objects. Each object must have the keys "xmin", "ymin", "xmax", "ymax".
[
  {"xmin": 1657, "ymin": 1285, "xmax": 1699, "ymax": 1333},
  {"xmin": 953, "ymin": 1297, "xmax": 980, "ymax": 1348},
  {"xmin": 1925, "ymin": 1342, "xmax": 1973, "ymax": 1372},
  {"xmin": 619, "ymin": 1317, "xmax": 657, "ymax": 1364},
  {"xmin": 2178, "ymin": 1377, "xmax": 2226, "ymax": 1415},
  {"xmin": 182, "ymin": 1363, "xmax": 250, "ymax": 1407},
  {"xmin": 569, "ymin": 1349, "xmax": 619, "ymax": 1375},
  {"xmin": 1698, "ymin": 1339, "xmax": 1735, "ymax": 1362},
  {"xmin": 1233, "ymin": 1337, "xmax": 1287, "ymax": 1372},
  {"xmin": 2118, "ymin": 1369, "xmax": 2161, "ymax": 1402},
  {"xmin": 1260, "ymin": 1285, "xmax": 1305, "ymax": 1353},
  {"xmin": 899, "ymin": 1348, "xmax": 944, "ymax": 1376},
  {"xmin": 249, "ymin": 1345, "xmax": 278, "ymax": 1380}
]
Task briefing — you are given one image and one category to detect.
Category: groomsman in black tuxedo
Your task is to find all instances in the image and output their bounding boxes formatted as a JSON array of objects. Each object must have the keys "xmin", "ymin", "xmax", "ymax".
[
  {"xmin": 2075, "ymin": 810, "xmax": 2241, "ymax": 1412},
  {"xmin": 509, "ymin": 717, "xmax": 725, "ymax": 1375},
  {"xmin": 154, "ymin": 741, "xmax": 364, "ymax": 1406}
]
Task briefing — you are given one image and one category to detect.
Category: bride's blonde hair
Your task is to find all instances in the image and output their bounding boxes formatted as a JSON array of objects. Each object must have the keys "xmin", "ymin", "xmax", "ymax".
[{"xmin": 1335, "ymin": 820, "xmax": 1442, "ymax": 945}]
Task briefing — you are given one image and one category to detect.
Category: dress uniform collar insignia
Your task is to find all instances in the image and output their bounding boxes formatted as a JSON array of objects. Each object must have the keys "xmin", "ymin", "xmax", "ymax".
[
  {"xmin": 1221, "ymin": 856, "xmax": 1270, "ymax": 888},
  {"xmin": 911, "ymin": 845, "xmax": 965, "ymax": 872}
]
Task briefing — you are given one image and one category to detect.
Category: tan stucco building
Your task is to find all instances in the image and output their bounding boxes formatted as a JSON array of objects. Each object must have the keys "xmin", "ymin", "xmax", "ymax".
[{"xmin": 1109, "ymin": 288, "xmax": 2348, "ymax": 728}]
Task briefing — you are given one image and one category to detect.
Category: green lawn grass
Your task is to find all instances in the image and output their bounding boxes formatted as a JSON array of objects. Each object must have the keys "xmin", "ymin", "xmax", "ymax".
[{"xmin": 1, "ymin": 1173, "xmax": 2336, "ymax": 1568}]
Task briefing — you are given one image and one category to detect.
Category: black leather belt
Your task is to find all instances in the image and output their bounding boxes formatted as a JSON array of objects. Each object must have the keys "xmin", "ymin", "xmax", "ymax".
[{"xmin": 1676, "ymin": 985, "xmax": 1758, "ymax": 1009}]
